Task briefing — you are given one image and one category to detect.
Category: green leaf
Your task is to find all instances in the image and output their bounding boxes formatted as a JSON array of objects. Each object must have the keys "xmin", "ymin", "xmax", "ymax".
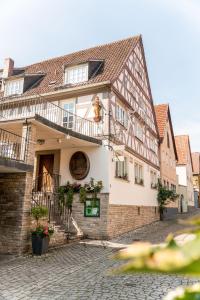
[
  {"xmin": 115, "ymin": 235, "xmax": 200, "ymax": 276},
  {"xmin": 164, "ymin": 283, "xmax": 200, "ymax": 300}
]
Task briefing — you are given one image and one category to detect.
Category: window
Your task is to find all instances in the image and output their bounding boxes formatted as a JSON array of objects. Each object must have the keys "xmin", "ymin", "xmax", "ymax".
[
  {"xmin": 135, "ymin": 162, "xmax": 143, "ymax": 185},
  {"xmin": 116, "ymin": 104, "xmax": 128, "ymax": 127},
  {"xmin": 64, "ymin": 64, "xmax": 88, "ymax": 84},
  {"xmin": 167, "ymin": 132, "xmax": 170, "ymax": 148},
  {"xmin": 63, "ymin": 102, "xmax": 75, "ymax": 129},
  {"xmin": 4, "ymin": 79, "xmax": 24, "ymax": 96},
  {"xmin": 115, "ymin": 157, "xmax": 128, "ymax": 180},
  {"xmin": 171, "ymin": 184, "xmax": 176, "ymax": 192},
  {"xmin": 150, "ymin": 170, "xmax": 157, "ymax": 189},
  {"xmin": 135, "ymin": 122, "xmax": 143, "ymax": 141},
  {"xmin": 149, "ymin": 137, "xmax": 156, "ymax": 152}
]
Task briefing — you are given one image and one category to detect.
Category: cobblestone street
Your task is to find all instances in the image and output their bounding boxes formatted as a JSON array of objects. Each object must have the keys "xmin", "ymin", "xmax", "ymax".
[{"xmin": 0, "ymin": 212, "xmax": 199, "ymax": 300}]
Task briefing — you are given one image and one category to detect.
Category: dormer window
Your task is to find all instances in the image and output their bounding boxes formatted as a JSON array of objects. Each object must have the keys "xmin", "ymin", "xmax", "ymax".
[
  {"xmin": 64, "ymin": 64, "xmax": 88, "ymax": 84},
  {"xmin": 4, "ymin": 78, "xmax": 24, "ymax": 96}
]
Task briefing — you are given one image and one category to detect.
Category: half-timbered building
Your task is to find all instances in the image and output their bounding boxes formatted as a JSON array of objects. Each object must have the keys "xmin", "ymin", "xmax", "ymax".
[{"xmin": 0, "ymin": 36, "xmax": 160, "ymax": 253}]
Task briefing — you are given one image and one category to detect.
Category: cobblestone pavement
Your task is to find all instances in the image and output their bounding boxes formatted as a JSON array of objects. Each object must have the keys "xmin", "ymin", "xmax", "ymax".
[{"xmin": 0, "ymin": 211, "xmax": 199, "ymax": 300}]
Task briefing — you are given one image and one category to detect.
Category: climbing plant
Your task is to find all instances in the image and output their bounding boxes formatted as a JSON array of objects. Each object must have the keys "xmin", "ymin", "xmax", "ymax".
[{"xmin": 157, "ymin": 179, "xmax": 179, "ymax": 220}]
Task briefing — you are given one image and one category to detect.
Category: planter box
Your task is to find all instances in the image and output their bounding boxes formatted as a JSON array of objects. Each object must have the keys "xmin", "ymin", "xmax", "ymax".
[{"xmin": 32, "ymin": 235, "xmax": 49, "ymax": 255}]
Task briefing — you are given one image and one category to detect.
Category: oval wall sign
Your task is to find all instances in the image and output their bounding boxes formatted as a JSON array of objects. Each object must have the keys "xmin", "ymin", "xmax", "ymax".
[{"xmin": 69, "ymin": 151, "xmax": 90, "ymax": 180}]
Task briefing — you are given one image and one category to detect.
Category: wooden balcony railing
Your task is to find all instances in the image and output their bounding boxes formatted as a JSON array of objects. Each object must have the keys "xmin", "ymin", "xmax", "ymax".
[
  {"xmin": 0, "ymin": 128, "xmax": 31, "ymax": 164},
  {"xmin": 0, "ymin": 98, "xmax": 103, "ymax": 138}
]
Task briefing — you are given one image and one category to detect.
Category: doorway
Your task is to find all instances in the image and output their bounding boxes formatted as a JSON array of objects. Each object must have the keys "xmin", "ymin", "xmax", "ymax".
[{"xmin": 38, "ymin": 154, "xmax": 54, "ymax": 192}]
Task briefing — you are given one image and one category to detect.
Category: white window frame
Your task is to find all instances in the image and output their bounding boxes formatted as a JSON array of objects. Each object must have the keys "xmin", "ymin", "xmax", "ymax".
[
  {"xmin": 64, "ymin": 64, "xmax": 88, "ymax": 84},
  {"xmin": 135, "ymin": 162, "xmax": 144, "ymax": 185},
  {"xmin": 115, "ymin": 157, "xmax": 128, "ymax": 180},
  {"xmin": 149, "ymin": 137, "xmax": 156, "ymax": 152},
  {"xmin": 4, "ymin": 78, "xmax": 24, "ymax": 97},
  {"xmin": 150, "ymin": 170, "xmax": 157, "ymax": 189},
  {"xmin": 116, "ymin": 103, "xmax": 128, "ymax": 127},
  {"xmin": 135, "ymin": 122, "xmax": 143, "ymax": 141},
  {"xmin": 62, "ymin": 101, "xmax": 75, "ymax": 129}
]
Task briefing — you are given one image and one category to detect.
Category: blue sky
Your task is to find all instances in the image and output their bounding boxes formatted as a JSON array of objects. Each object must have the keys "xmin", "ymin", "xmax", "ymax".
[{"xmin": 1, "ymin": 0, "xmax": 200, "ymax": 151}]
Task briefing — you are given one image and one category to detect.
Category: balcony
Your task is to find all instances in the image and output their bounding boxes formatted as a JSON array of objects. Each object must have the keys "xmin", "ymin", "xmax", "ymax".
[
  {"xmin": 0, "ymin": 128, "xmax": 33, "ymax": 172},
  {"xmin": 0, "ymin": 98, "xmax": 103, "ymax": 138}
]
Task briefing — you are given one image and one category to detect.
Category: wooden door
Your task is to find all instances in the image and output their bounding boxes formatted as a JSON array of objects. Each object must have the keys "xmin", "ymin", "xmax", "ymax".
[{"xmin": 38, "ymin": 154, "xmax": 54, "ymax": 192}]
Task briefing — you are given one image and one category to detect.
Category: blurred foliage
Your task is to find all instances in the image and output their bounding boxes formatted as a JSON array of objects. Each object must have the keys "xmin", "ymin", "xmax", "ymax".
[
  {"xmin": 114, "ymin": 214, "xmax": 200, "ymax": 299},
  {"xmin": 164, "ymin": 284, "xmax": 200, "ymax": 300}
]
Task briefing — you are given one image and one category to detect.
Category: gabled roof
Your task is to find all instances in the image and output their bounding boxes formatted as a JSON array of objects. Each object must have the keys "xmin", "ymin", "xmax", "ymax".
[
  {"xmin": 175, "ymin": 135, "xmax": 193, "ymax": 170},
  {"xmin": 0, "ymin": 36, "xmax": 140, "ymax": 97},
  {"xmin": 154, "ymin": 103, "xmax": 178, "ymax": 160},
  {"xmin": 192, "ymin": 152, "xmax": 200, "ymax": 174}
]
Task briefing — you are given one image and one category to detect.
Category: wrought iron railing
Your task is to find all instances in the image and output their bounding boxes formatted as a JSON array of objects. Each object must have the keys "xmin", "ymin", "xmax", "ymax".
[
  {"xmin": 0, "ymin": 128, "xmax": 31, "ymax": 163},
  {"xmin": 0, "ymin": 98, "xmax": 103, "ymax": 138},
  {"xmin": 32, "ymin": 172, "xmax": 67, "ymax": 224},
  {"xmin": 32, "ymin": 172, "xmax": 83, "ymax": 237}
]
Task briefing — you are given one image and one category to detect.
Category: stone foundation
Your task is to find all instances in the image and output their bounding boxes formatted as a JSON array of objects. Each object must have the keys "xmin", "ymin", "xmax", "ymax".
[
  {"xmin": 71, "ymin": 193, "xmax": 109, "ymax": 239},
  {"xmin": 107, "ymin": 204, "xmax": 159, "ymax": 238},
  {"xmin": 0, "ymin": 172, "xmax": 33, "ymax": 254}
]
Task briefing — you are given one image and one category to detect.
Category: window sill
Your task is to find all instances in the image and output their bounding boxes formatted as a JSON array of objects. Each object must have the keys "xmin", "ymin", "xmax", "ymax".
[
  {"xmin": 135, "ymin": 136, "xmax": 143, "ymax": 143},
  {"xmin": 135, "ymin": 181, "xmax": 144, "ymax": 186},
  {"xmin": 116, "ymin": 120, "xmax": 127, "ymax": 130},
  {"xmin": 115, "ymin": 176, "xmax": 130, "ymax": 182}
]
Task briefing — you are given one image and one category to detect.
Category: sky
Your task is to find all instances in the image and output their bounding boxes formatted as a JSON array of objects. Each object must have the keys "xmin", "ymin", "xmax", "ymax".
[{"xmin": 1, "ymin": 0, "xmax": 200, "ymax": 151}]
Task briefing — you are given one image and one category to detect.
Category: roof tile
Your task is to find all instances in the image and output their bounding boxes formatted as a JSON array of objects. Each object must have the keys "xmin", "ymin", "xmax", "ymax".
[{"xmin": 0, "ymin": 36, "xmax": 139, "ymax": 98}]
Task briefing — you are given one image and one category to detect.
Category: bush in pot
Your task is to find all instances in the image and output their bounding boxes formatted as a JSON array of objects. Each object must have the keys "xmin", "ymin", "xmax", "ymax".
[{"xmin": 31, "ymin": 206, "xmax": 54, "ymax": 255}]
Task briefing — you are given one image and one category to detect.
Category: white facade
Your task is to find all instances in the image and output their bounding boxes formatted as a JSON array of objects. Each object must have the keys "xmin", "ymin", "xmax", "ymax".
[
  {"xmin": 109, "ymin": 150, "xmax": 158, "ymax": 206},
  {"xmin": 35, "ymin": 141, "xmax": 159, "ymax": 207},
  {"xmin": 176, "ymin": 164, "xmax": 194, "ymax": 208}
]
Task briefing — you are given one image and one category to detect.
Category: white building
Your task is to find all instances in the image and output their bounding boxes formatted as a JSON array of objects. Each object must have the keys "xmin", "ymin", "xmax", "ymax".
[
  {"xmin": 0, "ymin": 36, "xmax": 160, "ymax": 253},
  {"xmin": 175, "ymin": 135, "xmax": 194, "ymax": 212}
]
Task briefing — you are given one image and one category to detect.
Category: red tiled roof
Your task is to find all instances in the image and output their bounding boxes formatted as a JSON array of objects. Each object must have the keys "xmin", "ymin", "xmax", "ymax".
[
  {"xmin": 154, "ymin": 104, "xmax": 178, "ymax": 160},
  {"xmin": 175, "ymin": 135, "xmax": 193, "ymax": 168},
  {"xmin": 154, "ymin": 104, "xmax": 169, "ymax": 138},
  {"xmin": 192, "ymin": 152, "xmax": 200, "ymax": 174},
  {"xmin": 0, "ymin": 36, "xmax": 140, "ymax": 97}
]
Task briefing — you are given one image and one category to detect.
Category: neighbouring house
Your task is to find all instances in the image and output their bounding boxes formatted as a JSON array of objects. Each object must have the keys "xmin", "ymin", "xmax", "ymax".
[
  {"xmin": 154, "ymin": 104, "xmax": 178, "ymax": 218},
  {"xmin": 192, "ymin": 152, "xmax": 200, "ymax": 208},
  {"xmin": 175, "ymin": 135, "xmax": 194, "ymax": 212},
  {"xmin": 0, "ymin": 36, "xmax": 160, "ymax": 254}
]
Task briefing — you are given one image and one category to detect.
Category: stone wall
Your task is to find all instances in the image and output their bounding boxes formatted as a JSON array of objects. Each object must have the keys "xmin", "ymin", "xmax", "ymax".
[
  {"xmin": 107, "ymin": 205, "xmax": 159, "ymax": 238},
  {"xmin": 71, "ymin": 193, "xmax": 109, "ymax": 239},
  {"xmin": 0, "ymin": 172, "xmax": 33, "ymax": 254},
  {"xmin": 70, "ymin": 196, "xmax": 159, "ymax": 239}
]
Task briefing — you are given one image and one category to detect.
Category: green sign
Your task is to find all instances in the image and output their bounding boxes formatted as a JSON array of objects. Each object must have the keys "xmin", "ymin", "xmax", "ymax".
[{"xmin": 84, "ymin": 198, "xmax": 100, "ymax": 217}]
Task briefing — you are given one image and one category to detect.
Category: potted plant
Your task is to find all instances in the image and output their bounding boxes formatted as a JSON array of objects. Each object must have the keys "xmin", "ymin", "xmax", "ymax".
[{"xmin": 31, "ymin": 206, "xmax": 54, "ymax": 255}]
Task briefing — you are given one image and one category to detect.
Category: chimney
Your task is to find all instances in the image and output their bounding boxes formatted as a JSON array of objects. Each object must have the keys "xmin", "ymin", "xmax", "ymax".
[{"xmin": 2, "ymin": 58, "xmax": 14, "ymax": 78}]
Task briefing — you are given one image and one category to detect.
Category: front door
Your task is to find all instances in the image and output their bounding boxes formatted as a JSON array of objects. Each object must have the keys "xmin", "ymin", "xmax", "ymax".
[{"xmin": 38, "ymin": 154, "xmax": 54, "ymax": 192}]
